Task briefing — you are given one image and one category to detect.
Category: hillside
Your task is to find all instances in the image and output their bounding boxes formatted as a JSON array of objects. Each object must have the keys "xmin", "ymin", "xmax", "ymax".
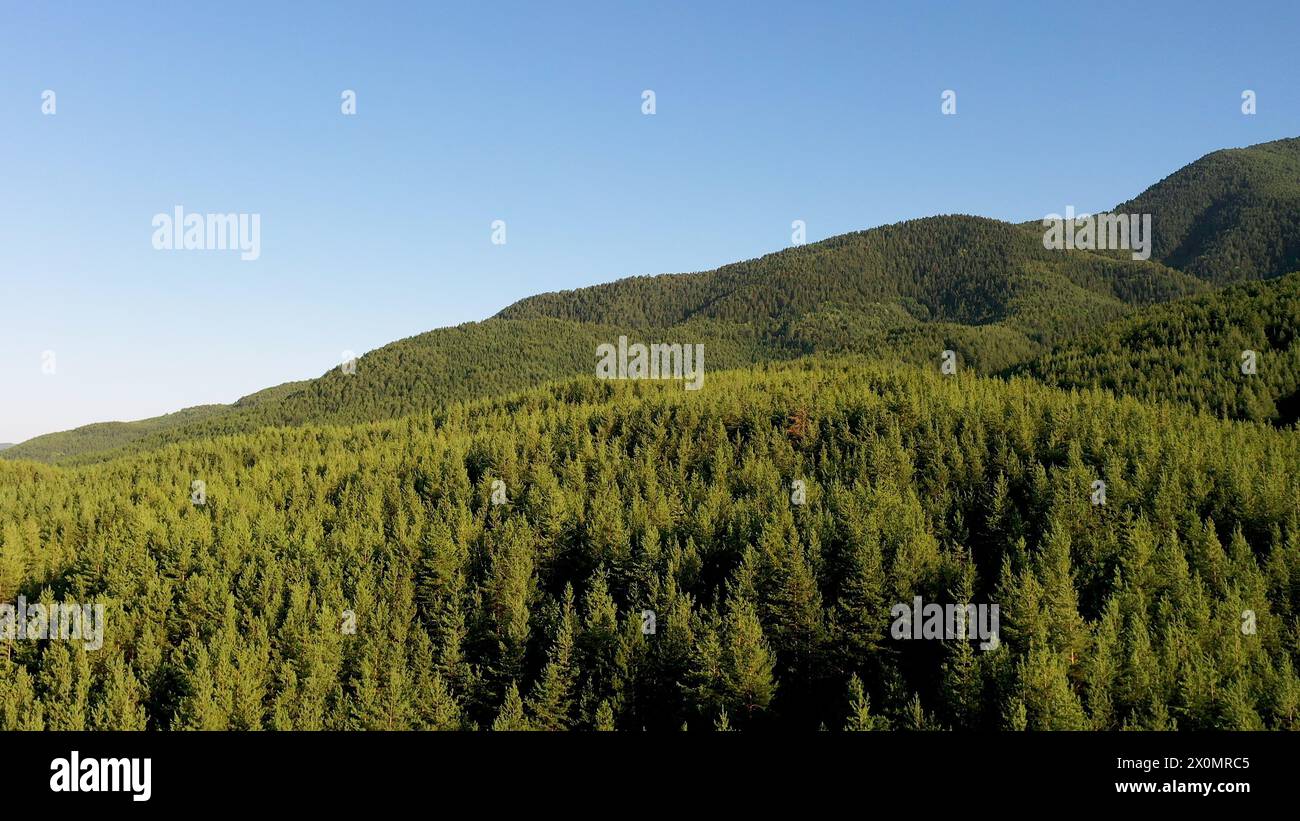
[
  {"xmin": 1113, "ymin": 137, "xmax": 1300, "ymax": 284},
  {"xmin": 3, "ymin": 216, "xmax": 1206, "ymax": 466},
  {"xmin": 1, "ymin": 358, "xmax": 1296, "ymax": 731},
  {"xmin": 4, "ymin": 319, "xmax": 789, "ymax": 466},
  {"xmin": 497, "ymin": 215, "xmax": 1204, "ymax": 339},
  {"xmin": 1, "ymin": 380, "xmax": 310, "ymax": 463},
  {"xmin": 2, "ymin": 405, "xmax": 228, "ymax": 463},
  {"xmin": 1017, "ymin": 271, "xmax": 1300, "ymax": 425},
  {"xmin": 12, "ymin": 137, "xmax": 1300, "ymax": 466}
]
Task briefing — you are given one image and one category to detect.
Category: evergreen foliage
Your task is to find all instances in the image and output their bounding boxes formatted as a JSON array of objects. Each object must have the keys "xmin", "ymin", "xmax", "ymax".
[
  {"xmin": 2, "ymin": 359, "xmax": 1296, "ymax": 731},
  {"xmin": 1020, "ymin": 271, "xmax": 1300, "ymax": 425}
]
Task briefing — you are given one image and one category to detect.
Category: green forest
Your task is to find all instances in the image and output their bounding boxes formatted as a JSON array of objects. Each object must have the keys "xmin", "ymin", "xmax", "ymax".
[
  {"xmin": 3, "ymin": 362, "xmax": 1298, "ymax": 730},
  {"xmin": 2, "ymin": 137, "xmax": 1299, "ymax": 731},
  {"xmin": 1020, "ymin": 272, "xmax": 1300, "ymax": 425}
]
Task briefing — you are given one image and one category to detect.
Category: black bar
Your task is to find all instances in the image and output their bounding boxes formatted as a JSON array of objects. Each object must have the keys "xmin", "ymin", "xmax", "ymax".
[{"xmin": 7, "ymin": 731, "xmax": 1280, "ymax": 809}]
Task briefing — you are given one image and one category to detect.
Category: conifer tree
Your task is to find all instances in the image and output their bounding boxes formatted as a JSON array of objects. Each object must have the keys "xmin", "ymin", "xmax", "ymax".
[
  {"xmin": 491, "ymin": 682, "xmax": 529, "ymax": 731},
  {"xmin": 844, "ymin": 674, "xmax": 885, "ymax": 731},
  {"xmin": 720, "ymin": 595, "xmax": 776, "ymax": 724}
]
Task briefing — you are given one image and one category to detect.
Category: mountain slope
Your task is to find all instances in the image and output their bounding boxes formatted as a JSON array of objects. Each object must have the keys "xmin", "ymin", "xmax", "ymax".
[
  {"xmin": 498, "ymin": 215, "xmax": 1205, "ymax": 338},
  {"xmin": 22, "ymin": 136, "xmax": 1300, "ymax": 465},
  {"xmin": 5, "ymin": 318, "xmax": 786, "ymax": 465},
  {"xmin": 1016, "ymin": 270, "xmax": 1300, "ymax": 425},
  {"xmin": 2, "ymin": 357, "xmax": 1297, "ymax": 730},
  {"xmin": 1, "ymin": 380, "xmax": 310, "ymax": 463},
  {"xmin": 1113, "ymin": 137, "xmax": 1300, "ymax": 284},
  {"xmin": 4, "ymin": 218, "xmax": 1205, "ymax": 466}
]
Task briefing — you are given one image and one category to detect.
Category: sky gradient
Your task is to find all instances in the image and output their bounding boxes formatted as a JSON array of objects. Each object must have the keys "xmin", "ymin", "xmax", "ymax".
[{"xmin": 3, "ymin": 0, "xmax": 1300, "ymax": 443}]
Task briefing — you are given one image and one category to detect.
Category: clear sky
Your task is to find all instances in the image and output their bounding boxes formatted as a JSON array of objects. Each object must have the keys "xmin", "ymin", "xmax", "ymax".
[{"xmin": 3, "ymin": 0, "xmax": 1299, "ymax": 444}]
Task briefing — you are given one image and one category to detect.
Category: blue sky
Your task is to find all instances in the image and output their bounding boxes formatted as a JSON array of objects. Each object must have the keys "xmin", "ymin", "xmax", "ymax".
[{"xmin": 2, "ymin": 0, "xmax": 1299, "ymax": 443}]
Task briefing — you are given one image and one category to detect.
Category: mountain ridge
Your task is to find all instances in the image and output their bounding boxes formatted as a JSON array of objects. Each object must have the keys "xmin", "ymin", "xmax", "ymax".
[
  {"xmin": 9, "ymin": 136, "xmax": 1299, "ymax": 465},
  {"xmin": 1113, "ymin": 136, "xmax": 1300, "ymax": 283}
]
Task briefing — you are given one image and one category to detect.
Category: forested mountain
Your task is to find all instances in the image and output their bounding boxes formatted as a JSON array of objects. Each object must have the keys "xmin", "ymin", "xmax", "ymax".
[
  {"xmin": 3, "ymin": 138, "xmax": 1300, "ymax": 734},
  {"xmin": 3, "ymin": 405, "xmax": 230, "ymax": 464},
  {"xmin": 2, "ymin": 381, "xmax": 309, "ymax": 464},
  {"xmin": 2, "ymin": 359, "xmax": 1297, "ymax": 731},
  {"xmin": 498, "ymin": 215, "xmax": 1204, "ymax": 336},
  {"xmin": 1113, "ymin": 137, "xmax": 1300, "ymax": 284},
  {"xmin": 4, "ymin": 319, "xmax": 787, "ymax": 465},
  {"xmin": 9, "ymin": 138, "xmax": 1300, "ymax": 467},
  {"xmin": 5, "ymin": 216, "xmax": 1206, "ymax": 465},
  {"xmin": 1017, "ymin": 271, "xmax": 1300, "ymax": 425}
]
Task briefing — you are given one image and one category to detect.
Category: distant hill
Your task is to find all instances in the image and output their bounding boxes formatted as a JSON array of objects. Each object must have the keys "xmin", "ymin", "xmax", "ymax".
[
  {"xmin": 1113, "ymin": 137, "xmax": 1300, "ymax": 284},
  {"xmin": 497, "ymin": 215, "xmax": 1204, "ymax": 340},
  {"xmin": 1016, "ymin": 270, "xmax": 1300, "ymax": 425},
  {"xmin": 2, "ymin": 319, "xmax": 787, "ymax": 465},
  {"xmin": 1, "ymin": 380, "xmax": 309, "ymax": 463},
  {"xmin": 2, "ymin": 218, "xmax": 1203, "ymax": 466},
  {"xmin": 0, "ymin": 444, "xmax": 13, "ymax": 452},
  {"xmin": 15, "ymin": 136, "xmax": 1300, "ymax": 465}
]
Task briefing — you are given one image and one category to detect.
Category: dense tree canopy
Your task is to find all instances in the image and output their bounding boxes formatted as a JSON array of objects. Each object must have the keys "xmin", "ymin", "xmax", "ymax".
[
  {"xmin": 2, "ymin": 360, "xmax": 1297, "ymax": 731},
  {"xmin": 1020, "ymin": 271, "xmax": 1300, "ymax": 425}
]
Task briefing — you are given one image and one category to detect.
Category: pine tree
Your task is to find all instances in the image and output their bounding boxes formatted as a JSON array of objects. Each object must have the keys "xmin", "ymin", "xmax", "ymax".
[
  {"xmin": 713, "ymin": 707, "xmax": 733, "ymax": 732},
  {"xmin": 844, "ymin": 674, "xmax": 885, "ymax": 731},
  {"xmin": 720, "ymin": 595, "xmax": 776, "ymax": 725},
  {"xmin": 594, "ymin": 699, "xmax": 616, "ymax": 731},
  {"xmin": 90, "ymin": 654, "xmax": 147, "ymax": 731},
  {"xmin": 491, "ymin": 682, "xmax": 529, "ymax": 731},
  {"xmin": 527, "ymin": 588, "xmax": 577, "ymax": 730},
  {"xmin": 1017, "ymin": 646, "xmax": 1088, "ymax": 730}
]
